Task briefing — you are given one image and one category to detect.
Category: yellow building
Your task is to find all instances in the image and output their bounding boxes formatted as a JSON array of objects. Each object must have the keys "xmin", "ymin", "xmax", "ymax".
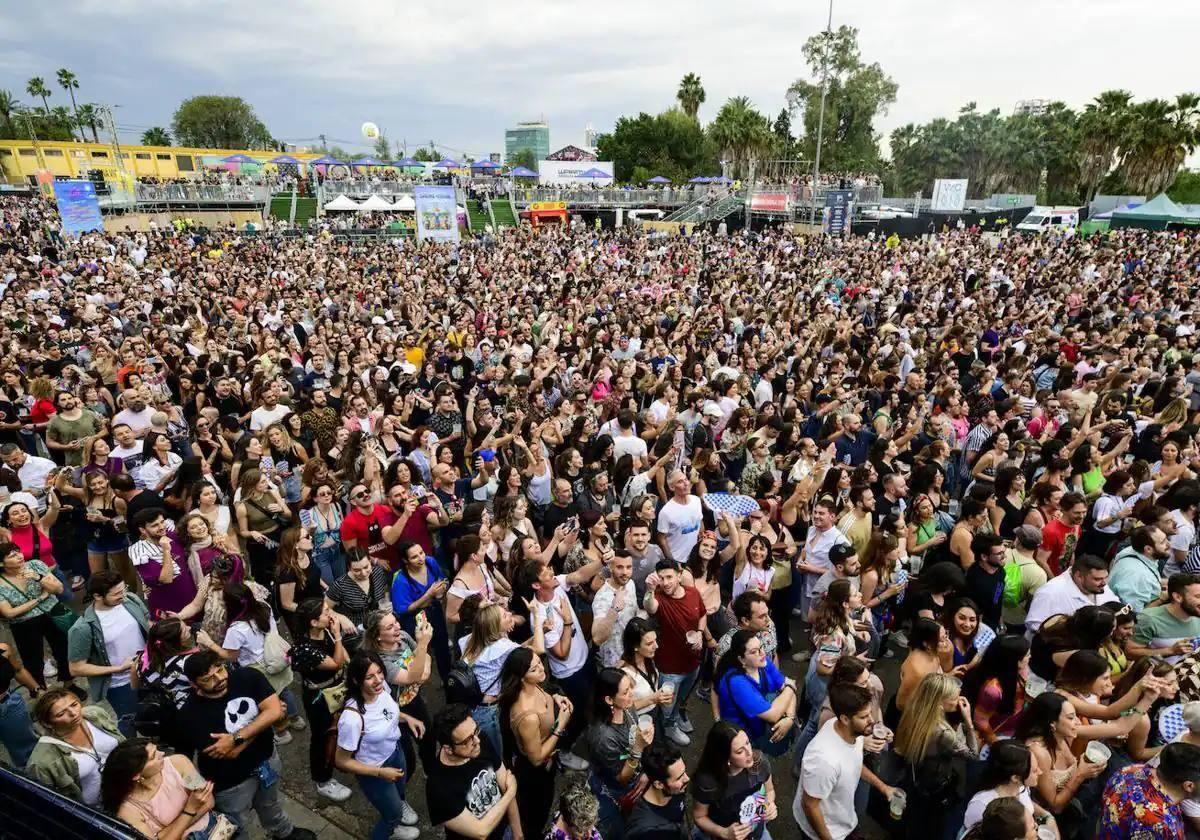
[{"xmin": 0, "ymin": 139, "xmax": 328, "ymax": 184}]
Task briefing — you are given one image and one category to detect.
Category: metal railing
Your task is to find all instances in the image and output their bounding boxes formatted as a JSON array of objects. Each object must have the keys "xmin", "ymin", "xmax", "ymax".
[
  {"xmin": 753, "ymin": 183, "xmax": 883, "ymax": 208},
  {"xmin": 511, "ymin": 187, "xmax": 699, "ymax": 208},
  {"xmin": 97, "ymin": 183, "xmax": 270, "ymax": 208},
  {"xmin": 320, "ymin": 181, "xmax": 419, "ymax": 199}
]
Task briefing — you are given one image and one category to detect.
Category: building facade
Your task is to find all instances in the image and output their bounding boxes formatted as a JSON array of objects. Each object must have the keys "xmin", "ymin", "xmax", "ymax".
[{"xmin": 504, "ymin": 121, "xmax": 550, "ymax": 164}]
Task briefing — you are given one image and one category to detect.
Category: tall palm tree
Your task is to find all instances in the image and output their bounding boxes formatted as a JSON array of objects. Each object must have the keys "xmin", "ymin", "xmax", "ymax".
[
  {"xmin": 55, "ymin": 68, "xmax": 82, "ymax": 139},
  {"xmin": 709, "ymin": 96, "xmax": 775, "ymax": 179},
  {"xmin": 26, "ymin": 77, "xmax": 51, "ymax": 113},
  {"xmin": 141, "ymin": 126, "xmax": 170, "ymax": 147},
  {"xmin": 77, "ymin": 104, "xmax": 102, "ymax": 142},
  {"xmin": 0, "ymin": 90, "xmax": 18, "ymax": 137},
  {"xmin": 1118, "ymin": 95, "xmax": 1200, "ymax": 196},
  {"xmin": 1077, "ymin": 89, "xmax": 1131, "ymax": 201},
  {"xmin": 676, "ymin": 73, "xmax": 706, "ymax": 121}
]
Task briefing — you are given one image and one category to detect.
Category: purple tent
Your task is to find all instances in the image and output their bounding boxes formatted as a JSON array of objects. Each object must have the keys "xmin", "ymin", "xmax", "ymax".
[
  {"xmin": 393, "ymin": 157, "xmax": 423, "ymax": 168},
  {"xmin": 688, "ymin": 176, "xmax": 709, "ymax": 183},
  {"xmin": 509, "ymin": 166, "xmax": 538, "ymax": 177},
  {"xmin": 471, "ymin": 160, "xmax": 501, "ymax": 170},
  {"xmin": 577, "ymin": 167, "xmax": 611, "ymax": 179},
  {"xmin": 352, "ymin": 156, "xmax": 383, "ymax": 166},
  {"xmin": 647, "ymin": 175, "xmax": 670, "ymax": 184},
  {"xmin": 433, "ymin": 158, "xmax": 461, "ymax": 168},
  {"xmin": 269, "ymin": 155, "xmax": 300, "ymax": 164},
  {"xmin": 223, "ymin": 154, "xmax": 257, "ymax": 164},
  {"xmin": 310, "ymin": 155, "xmax": 345, "ymax": 165}
]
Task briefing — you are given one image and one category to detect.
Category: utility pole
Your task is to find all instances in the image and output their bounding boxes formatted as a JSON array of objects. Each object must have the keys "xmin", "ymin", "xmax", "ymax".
[
  {"xmin": 102, "ymin": 105, "xmax": 129, "ymax": 188},
  {"xmin": 319, "ymin": 134, "xmax": 327, "ymax": 151},
  {"xmin": 809, "ymin": 0, "xmax": 834, "ymax": 225}
]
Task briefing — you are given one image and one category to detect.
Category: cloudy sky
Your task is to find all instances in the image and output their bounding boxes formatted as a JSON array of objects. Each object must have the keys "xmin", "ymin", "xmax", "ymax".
[{"xmin": 2, "ymin": 0, "xmax": 1197, "ymax": 160}]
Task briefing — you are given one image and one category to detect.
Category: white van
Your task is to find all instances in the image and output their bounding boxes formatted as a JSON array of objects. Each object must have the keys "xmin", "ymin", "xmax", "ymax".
[{"xmin": 1016, "ymin": 206, "xmax": 1080, "ymax": 232}]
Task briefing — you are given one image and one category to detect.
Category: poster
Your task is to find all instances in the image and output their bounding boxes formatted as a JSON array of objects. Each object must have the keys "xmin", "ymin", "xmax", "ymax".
[
  {"xmin": 824, "ymin": 189, "xmax": 852, "ymax": 236},
  {"xmin": 750, "ymin": 192, "xmax": 790, "ymax": 213},
  {"xmin": 52, "ymin": 179, "xmax": 104, "ymax": 236},
  {"xmin": 414, "ymin": 185, "xmax": 460, "ymax": 242},
  {"xmin": 537, "ymin": 160, "xmax": 614, "ymax": 185},
  {"xmin": 931, "ymin": 178, "xmax": 968, "ymax": 212}
]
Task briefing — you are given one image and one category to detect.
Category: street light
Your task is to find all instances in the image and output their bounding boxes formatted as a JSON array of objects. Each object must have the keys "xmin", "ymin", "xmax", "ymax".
[{"xmin": 810, "ymin": 0, "xmax": 834, "ymax": 225}]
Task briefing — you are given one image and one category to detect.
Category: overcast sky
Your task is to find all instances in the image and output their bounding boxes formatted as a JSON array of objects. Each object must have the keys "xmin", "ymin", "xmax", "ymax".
[{"xmin": 2, "ymin": 0, "xmax": 1197, "ymax": 161}]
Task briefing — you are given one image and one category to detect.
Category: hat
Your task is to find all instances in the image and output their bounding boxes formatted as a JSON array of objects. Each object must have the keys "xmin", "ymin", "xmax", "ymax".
[
  {"xmin": 1014, "ymin": 524, "xmax": 1043, "ymax": 549},
  {"xmin": 829, "ymin": 543, "xmax": 857, "ymax": 566},
  {"xmin": 702, "ymin": 403, "xmax": 724, "ymax": 418}
]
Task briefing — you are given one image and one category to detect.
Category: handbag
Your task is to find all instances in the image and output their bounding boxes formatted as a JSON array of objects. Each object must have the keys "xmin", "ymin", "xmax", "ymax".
[
  {"xmin": 320, "ymin": 683, "xmax": 348, "ymax": 714},
  {"xmin": 48, "ymin": 599, "xmax": 78, "ymax": 633},
  {"xmin": 246, "ymin": 498, "xmax": 291, "ymax": 530}
]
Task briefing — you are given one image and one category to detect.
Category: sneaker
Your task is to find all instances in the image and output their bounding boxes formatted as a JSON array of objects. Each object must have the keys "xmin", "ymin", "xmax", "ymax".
[
  {"xmin": 792, "ymin": 649, "xmax": 812, "ymax": 663},
  {"xmin": 696, "ymin": 684, "xmax": 712, "ymax": 702},
  {"xmin": 315, "ymin": 779, "xmax": 352, "ymax": 802},
  {"xmin": 44, "ymin": 661, "xmax": 57, "ymax": 681},
  {"xmin": 289, "ymin": 716, "xmax": 307, "ymax": 732},
  {"xmin": 665, "ymin": 726, "xmax": 691, "ymax": 747},
  {"xmin": 400, "ymin": 801, "xmax": 419, "ymax": 826},
  {"xmin": 70, "ymin": 575, "xmax": 85, "ymax": 591},
  {"xmin": 559, "ymin": 752, "xmax": 590, "ymax": 771},
  {"xmin": 388, "ymin": 827, "xmax": 420, "ymax": 840},
  {"xmin": 678, "ymin": 712, "xmax": 694, "ymax": 734},
  {"xmin": 891, "ymin": 631, "xmax": 909, "ymax": 649},
  {"xmin": 274, "ymin": 729, "xmax": 294, "ymax": 746}
]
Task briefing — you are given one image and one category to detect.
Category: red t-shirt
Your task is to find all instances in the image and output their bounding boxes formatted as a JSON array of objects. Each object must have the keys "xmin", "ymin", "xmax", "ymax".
[
  {"xmin": 654, "ymin": 585, "xmax": 705, "ymax": 675},
  {"xmin": 1040, "ymin": 519, "xmax": 1080, "ymax": 576},
  {"xmin": 340, "ymin": 504, "xmax": 399, "ymax": 570},
  {"xmin": 396, "ymin": 504, "xmax": 435, "ymax": 559}
]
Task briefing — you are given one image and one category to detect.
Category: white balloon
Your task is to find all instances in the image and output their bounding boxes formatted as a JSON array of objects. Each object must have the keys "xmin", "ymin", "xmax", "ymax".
[{"xmin": 361, "ymin": 122, "xmax": 379, "ymax": 140}]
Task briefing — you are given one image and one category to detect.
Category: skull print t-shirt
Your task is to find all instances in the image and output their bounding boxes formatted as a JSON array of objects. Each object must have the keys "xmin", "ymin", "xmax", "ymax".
[
  {"xmin": 179, "ymin": 666, "xmax": 275, "ymax": 791},
  {"xmin": 425, "ymin": 744, "xmax": 506, "ymax": 840}
]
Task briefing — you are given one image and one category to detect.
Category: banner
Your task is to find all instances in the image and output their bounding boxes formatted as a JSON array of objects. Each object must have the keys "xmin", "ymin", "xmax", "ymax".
[
  {"xmin": 537, "ymin": 160, "xmax": 614, "ymax": 185},
  {"xmin": 750, "ymin": 192, "xmax": 790, "ymax": 213},
  {"xmin": 52, "ymin": 179, "xmax": 104, "ymax": 236},
  {"xmin": 824, "ymin": 189, "xmax": 852, "ymax": 236},
  {"xmin": 931, "ymin": 178, "xmax": 968, "ymax": 212},
  {"xmin": 529, "ymin": 201, "xmax": 567, "ymax": 212},
  {"xmin": 414, "ymin": 185, "xmax": 460, "ymax": 242}
]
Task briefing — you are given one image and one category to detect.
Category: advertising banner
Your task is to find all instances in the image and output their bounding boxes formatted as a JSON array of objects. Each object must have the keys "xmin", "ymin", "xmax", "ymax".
[
  {"xmin": 824, "ymin": 189, "xmax": 852, "ymax": 236},
  {"xmin": 52, "ymin": 179, "xmax": 104, "ymax": 236},
  {"xmin": 931, "ymin": 178, "xmax": 969, "ymax": 212},
  {"xmin": 414, "ymin": 185, "xmax": 460, "ymax": 243},
  {"xmin": 750, "ymin": 192, "xmax": 790, "ymax": 213},
  {"xmin": 537, "ymin": 160, "xmax": 614, "ymax": 185}
]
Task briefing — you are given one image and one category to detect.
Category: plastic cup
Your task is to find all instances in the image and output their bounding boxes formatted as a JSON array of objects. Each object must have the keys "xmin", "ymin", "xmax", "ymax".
[
  {"xmin": 872, "ymin": 723, "xmax": 893, "ymax": 742},
  {"xmin": 1084, "ymin": 741, "xmax": 1111, "ymax": 765},
  {"xmin": 660, "ymin": 684, "xmax": 675, "ymax": 704},
  {"xmin": 889, "ymin": 788, "xmax": 907, "ymax": 819},
  {"xmin": 1037, "ymin": 827, "xmax": 1056, "ymax": 840}
]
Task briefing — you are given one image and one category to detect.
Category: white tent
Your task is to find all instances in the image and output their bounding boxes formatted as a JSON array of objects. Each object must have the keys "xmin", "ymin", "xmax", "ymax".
[
  {"xmin": 323, "ymin": 194, "xmax": 361, "ymax": 211},
  {"xmin": 392, "ymin": 194, "xmax": 416, "ymax": 211},
  {"xmin": 360, "ymin": 194, "xmax": 395, "ymax": 211}
]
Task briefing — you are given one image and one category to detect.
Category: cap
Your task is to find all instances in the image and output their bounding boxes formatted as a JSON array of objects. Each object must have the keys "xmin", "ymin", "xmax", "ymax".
[
  {"xmin": 702, "ymin": 403, "xmax": 724, "ymax": 418},
  {"xmin": 1014, "ymin": 524, "xmax": 1043, "ymax": 549},
  {"xmin": 829, "ymin": 543, "xmax": 857, "ymax": 566}
]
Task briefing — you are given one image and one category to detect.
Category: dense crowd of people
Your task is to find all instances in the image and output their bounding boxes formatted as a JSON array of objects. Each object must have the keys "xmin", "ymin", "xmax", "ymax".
[{"xmin": 2, "ymin": 187, "xmax": 1200, "ymax": 840}]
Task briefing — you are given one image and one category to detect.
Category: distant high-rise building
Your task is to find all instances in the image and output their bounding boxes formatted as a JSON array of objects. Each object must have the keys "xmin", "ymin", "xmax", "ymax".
[
  {"xmin": 505, "ymin": 120, "xmax": 550, "ymax": 164},
  {"xmin": 584, "ymin": 123, "xmax": 598, "ymax": 150},
  {"xmin": 1015, "ymin": 99, "xmax": 1049, "ymax": 116}
]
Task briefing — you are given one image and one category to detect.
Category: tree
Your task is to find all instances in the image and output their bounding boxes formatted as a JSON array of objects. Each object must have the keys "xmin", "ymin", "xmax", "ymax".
[
  {"xmin": 76, "ymin": 103, "xmax": 102, "ymax": 143},
  {"xmin": 373, "ymin": 134, "xmax": 392, "ymax": 161},
  {"xmin": 413, "ymin": 146, "xmax": 440, "ymax": 162},
  {"xmin": 141, "ymin": 126, "xmax": 171, "ymax": 147},
  {"xmin": 597, "ymin": 107, "xmax": 718, "ymax": 182},
  {"xmin": 786, "ymin": 25, "xmax": 897, "ymax": 173},
  {"xmin": 709, "ymin": 96, "xmax": 776, "ymax": 179},
  {"xmin": 56, "ymin": 68, "xmax": 81, "ymax": 140},
  {"xmin": 773, "ymin": 108, "xmax": 793, "ymax": 148},
  {"xmin": 1077, "ymin": 90, "xmax": 1132, "ymax": 202},
  {"xmin": 0, "ymin": 90, "xmax": 18, "ymax": 138},
  {"xmin": 26, "ymin": 77, "xmax": 51, "ymax": 113},
  {"xmin": 507, "ymin": 147, "xmax": 537, "ymax": 170},
  {"xmin": 1168, "ymin": 170, "xmax": 1200, "ymax": 204},
  {"xmin": 676, "ymin": 73, "xmax": 706, "ymax": 121},
  {"xmin": 1116, "ymin": 94, "xmax": 1200, "ymax": 197},
  {"xmin": 171, "ymin": 95, "xmax": 272, "ymax": 150}
]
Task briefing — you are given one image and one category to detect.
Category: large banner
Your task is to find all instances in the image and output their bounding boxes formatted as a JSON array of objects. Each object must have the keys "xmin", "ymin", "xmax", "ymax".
[
  {"xmin": 931, "ymin": 178, "xmax": 968, "ymax": 212},
  {"xmin": 53, "ymin": 179, "xmax": 104, "ymax": 236},
  {"xmin": 824, "ymin": 189, "xmax": 852, "ymax": 236},
  {"xmin": 750, "ymin": 192, "xmax": 791, "ymax": 213},
  {"xmin": 414, "ymin": 185, "xmax": 460, "ymax": 242},
  {"xmin": 537, "ymin": 160, "xmax": 614, "ymax": 185}
]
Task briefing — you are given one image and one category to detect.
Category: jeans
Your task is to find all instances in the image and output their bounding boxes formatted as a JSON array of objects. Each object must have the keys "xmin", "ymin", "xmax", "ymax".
[
  {"xmin": 554, "ymin": 664, "xmax": 593, "ymax": 752},
  {"xmin": 312, "ymin": 543, "xmax": 346, "ymax": 589},
  {"xmin": 213, "ymin": 750, "xmax": 293, "ymax": 839},
  {"xmin": 0, "ymin": 690, "xmax": 38, "ymax": 768},
  {"xmin": 660, "ymin": 667, "xmax": 700, "ymax": 730},
  {"xmin": 358, "ymin": 745, "xmax": 410, "ymax": 840},
  {"xmin": 280, "ymin": 687, "xmax": 300, "ymax": 719},
  {"xmin": 472, "ymin": 702, "xmax": 502, "ymax": 758},
  {"xmin": 105, "ymin": 682, "xmax": 138, "ymax": 738}
]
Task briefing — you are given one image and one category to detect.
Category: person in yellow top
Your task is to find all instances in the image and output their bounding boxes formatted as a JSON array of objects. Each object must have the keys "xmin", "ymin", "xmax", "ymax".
[
  {"xmin": 837, "ymin": 485, "xmax": 875, "ymax": 561},
  {"xmin": 401, "ymin": 332, "xmax": 425, "ymax": 368}
]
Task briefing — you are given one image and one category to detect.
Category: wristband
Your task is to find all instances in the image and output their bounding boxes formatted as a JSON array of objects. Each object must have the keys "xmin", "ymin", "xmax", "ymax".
[{"xmin": 183, "ymin": 810, "xmax": 197, "ymax": 817}]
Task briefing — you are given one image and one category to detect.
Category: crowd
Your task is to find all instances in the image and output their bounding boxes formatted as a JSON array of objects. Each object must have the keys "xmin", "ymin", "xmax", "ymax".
[{"xmin": 1, "ymin": 186, "xmax": 1200, "ymax": 840}]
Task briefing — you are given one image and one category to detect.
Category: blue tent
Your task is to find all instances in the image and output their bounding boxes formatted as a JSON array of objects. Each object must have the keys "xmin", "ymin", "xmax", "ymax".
[
  {"xmin": 223, "ymin": 154, "xmax": 257, "ymax": 164},
  {"xmin": 352, "ymin": 156, "xmax": 383, "ymax": 166},
  {"xmin": 509, "ymin": 166, "xmax": 538, "ymax": 177},
  {"xmin": 471, "ymin": 160, "xmax": 501, "ymax": 170},
  {"xmin": 688, "ymin": 176, "xmax": 709, "ymax": 183},
  {"xmin": 393, "ymin": 157, "xmax": 423, "ymax": 168},
  {"xmin": 433, "ymin": 158, "xmax": 461, "ymax": 168},
  {"xmin": 648, "ymin": 175, "xmax": 670, "ymax": 184},
  {"xmin": 577, "ymin": 167, "xmax": 611, "ymax": 179},
  {"xmin": 269, "ymin": 155, "xmax": 300, "ymax": 165},
  {"xmin": 310, "ymin": 155, "xmax": 345, "ymax": 165}
]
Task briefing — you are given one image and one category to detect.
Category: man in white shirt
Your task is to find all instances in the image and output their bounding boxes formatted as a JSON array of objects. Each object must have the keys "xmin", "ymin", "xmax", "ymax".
[
  {"xmin": 109, "ymin": 422, "xmax": 146, "ymax": 486},
  {"xmin": 112, "ymin": 387, "xmax": 156, "ymax": 437},
  {"xmin": 1165, "ymin": 494, "xmax": 1200, "ymax": 577},
  {"xmin": 647, "ymin": 383, "xmax": 677, "ymax": 426},
  {"xmin": 1024, "ymin": 554, "xmax": 1120, "ymax": 636},
  {"xmin": 0, "ymin": 444, "xmax": 57, "ymax": 512},
  {"xmin": 656, "ymin": 470, "xmax": 704, "ymax": 563},
  {"xmin": 611, "ymin": 410, "xmax": 648, "ymax": 463},
  {"xmin": 796, "ymin": 683, "xmax": 895, "ymax": 840},
  {"xmin": 797, "ymin": 498, "xmax": 852, "ymax": 618},
  {"xmin": 591, "ymin": 552, "xmax": 637, "ymax": 668},
  {"xmin": 249, "ymin": 383, "xmax": 289, "ymax": 432}
]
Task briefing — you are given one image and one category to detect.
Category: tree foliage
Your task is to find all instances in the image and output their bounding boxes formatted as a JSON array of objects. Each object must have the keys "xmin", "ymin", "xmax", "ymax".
[
  {"xmin": 676, "ymin": 73, "xmax": 706, "ymax": 121},
  {"xmin": 141, "ymin": 126, "xmax": 171, "ymax": 147},
  {"xmin": 506, "ymin": 147, "xmax": 538, "ymax": 171},
  {"xmin": 171, "ymin": 95, "xmax": 273, "ymax": 150},
  {"xmin": 786, "ymin": 25, "xmax": 897, "ymax": 172},
  {"xmin": 373, "ymin": 134, "xmax": 392, "ymax": 161},
  {"xmin": 597, "ymin": 107, "xmax": 719, "ymax": 182},
  {"xmin": 708, "ymin": 97, "xmax": 776, "ymax": 179},
  {"xmin": 1168, "ymin": 170, "xmax": 1200, "ymax": 204},
  {"xmin": 413, "ymin": 146, "xmax": 440, "ymax": 162}
]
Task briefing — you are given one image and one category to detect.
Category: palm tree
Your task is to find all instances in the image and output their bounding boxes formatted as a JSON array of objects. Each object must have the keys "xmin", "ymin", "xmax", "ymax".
[
  {"xmin": 709, "ymin": 96, "xmax": 775, "ymax": 179},
  {"xmin": 1118, "ymin": 95, "xmax": 1200, "ymax": 196},
  {"xmin": 55, "ymin": 68, "xmax": 82, "ymax": 139},
  {"xmin": 141, "ymin": 126, "xmax": 171, "ymax": 147},
  {"xmin": 0, "ymin": 90, "xmax": 18, "ymax": 137},
  {"xmin": 77, "ymin": 104, "xmax": 102, "ymax": 142},
  {"xmin": 1077, "ymin": 89, "xmax": 1132, "ymax": 202},
  {"xmin": 677, "ymin": 73, "xmax": 706, "ymax": 121},
  {"xmin": 26, "ymin": 77, "xmax": 51, "ymax": 113}
]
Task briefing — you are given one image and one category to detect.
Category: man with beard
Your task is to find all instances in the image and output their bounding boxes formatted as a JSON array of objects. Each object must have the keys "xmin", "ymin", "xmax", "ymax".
[
  {"xmin": 299, "ymin": 388, "xmax": 339, "ymax": 452},
  {"xmin": 1024, "ymin": 554, "xmax": 1120, "ymax": 635},
  {"xmin": 1129, "ymin": 573, "xmax": 1200, "ymax": 664},
  {"xmin": 626, "ymin": 742, "xmax": 691, "ymax": 840}
]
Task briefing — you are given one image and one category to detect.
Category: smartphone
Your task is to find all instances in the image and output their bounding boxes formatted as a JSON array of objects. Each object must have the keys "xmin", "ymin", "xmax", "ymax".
[{"xmin": 412, "ymin": 485, "xmax": 427, "ymax": 500}]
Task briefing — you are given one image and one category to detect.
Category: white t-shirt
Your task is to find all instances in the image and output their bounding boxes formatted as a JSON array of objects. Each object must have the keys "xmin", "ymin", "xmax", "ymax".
[
  {"xmin": 537, "ymin": 578, "xmax": 589, "ymax": 679},
  {"xmin": 337, "ymin": 692, "xmax": 402, "ymax": 767},
  {"xmin": 459, "ymin": 637, "xmax": 521, "ymax": 696},
  {"xmin": 612, "ymin": 432, "xmax": 648, "ymax": 463},
  {"xmin": 67, "ymin": 722, "xmax": 120, "ymax": 806},
  {"xmin": 111, "ymin": 441, "xmax": 145, "ymax": 486},
  {"xmin": 794, "ymin": 718, "xmax": 863, "ymax": 840},
  {"xmin": 249, "ymin": 404, "xmax": 290, "ymax": 432},
  {"xmin": 733, "ymin": 562, "xmax": 775, "ymax": 600},
  {"xmin": 113, "ymin": 406, "xmax": 156, "ymax": 436},
  {"xmin": 657, "ymin": 495, "xmax": 704, "ymax": 562},
  {"xmin": 591, "ymin": 579, "xmax": 637, "ymax": 667},
  {"xmin": 222, "ymin": 614, "xmax": 278, "ymax": 668},
  {"xmin": 959, "ymin": 787, "xmax": 1035, "ymax": 838},
  {"xmin": 1165, "ymin": 510, "xmax": 1197, "ymax": 577},
  {"xmin": 96, "ymin": 604, "xmax": 143, "ymax": 688}
]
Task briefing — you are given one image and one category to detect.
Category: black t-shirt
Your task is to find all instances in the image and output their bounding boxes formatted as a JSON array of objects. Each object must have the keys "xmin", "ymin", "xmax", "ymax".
[
  {"xmin": 178, "ymin": 667, "xmax": 275, "ymax": 791},
  {"xmin": 626, "ymin": 794, "xmax": 688, "ymax": 840},
  {"xmin": 425, "ymin": 747, "xmax": 507, "ymax": 840},
  {"xmin": 290, "ymin": 632, "xmax": 340, "ymax": 691},
  {"xmin": 277, "ymin": 561, "xmax": 324, "ymax": 609},
  {"xmin": 965, "ymin": 562, "xmax": 1005, "ymax": 629},
  {"xmin": 126, "ymin": 489, "xmax": 166, "ymax": 523},
  {"xmin": 0, "ymin": 399, "xmax": 19, "ymax": 446},
  {"xmin": 692, "ymin": 753, "xmax": 772, "ymax": 838}
]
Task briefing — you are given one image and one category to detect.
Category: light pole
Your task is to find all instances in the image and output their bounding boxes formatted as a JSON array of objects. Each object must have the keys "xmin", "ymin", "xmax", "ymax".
[{"xmin": 809, "ymin": 0, "xmax": 834, "ymax": 225}]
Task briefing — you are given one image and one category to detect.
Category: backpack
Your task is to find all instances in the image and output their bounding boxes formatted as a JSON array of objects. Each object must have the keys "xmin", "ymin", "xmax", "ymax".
[
  {"xmin": 323, "ymin": 701, "xmax": 365, "ymax": 769},
  {"xmin": 134, "ymin": 680, "xmax": 177, "ymax": 742},
  {"xmin": 445, "ymin": 657, "xmax": 484, "ymax": 707},
  {"xmin": 1002, "ymin": 561, "xmax": 1024, "ymax": 608}
]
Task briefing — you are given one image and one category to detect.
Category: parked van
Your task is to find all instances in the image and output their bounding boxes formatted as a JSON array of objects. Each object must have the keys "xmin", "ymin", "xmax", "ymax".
[{"xmin": 1017, "ymin": 206, "xmax": 1080, "ymax": 232}]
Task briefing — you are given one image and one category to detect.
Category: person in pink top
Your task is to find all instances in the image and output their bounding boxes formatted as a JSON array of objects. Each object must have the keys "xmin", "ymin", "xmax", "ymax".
[
  {"xmin": 101, "ymin": 738, "xmax": 218, "ymax": 840},
  {"xmin": 2, "ymin": 497, "xmax": 62, "ymax": 575}
]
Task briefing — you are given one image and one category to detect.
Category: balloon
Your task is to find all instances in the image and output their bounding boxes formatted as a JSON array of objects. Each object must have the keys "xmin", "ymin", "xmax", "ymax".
[{"xmin": 361, "ymin": 122, "xmax": 379, "ymax": 140}]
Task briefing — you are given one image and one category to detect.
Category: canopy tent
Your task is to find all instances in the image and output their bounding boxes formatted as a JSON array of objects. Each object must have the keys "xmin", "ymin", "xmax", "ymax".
[
  {"xmin": 268, "ymin": 155, "xmax": 300, "ymax": 165},
  {"xmin": 471, "ymin": 160, "xmax": 501, "ymax": 170},
  {"xmin": 508, "ymin": 166, "xmax": 538, "ymax": 178},
  {"xmin": 323, "ymin": 195, "xmax": 361, "ymax": 211},
  {"xmin": 223, "ymin": 154, "xmax": 257, "ymax": 164},
  {"xmin": 1110, "ymin": 193, "xmax": 1200, "ymax": 230},
  {"xmin": 647, "ymin": 175, "xmax": 671, "ymax": 184},
  {"xmin": 393, "ymin": 157, "xmax": 423, "ymax": 168},
  {"xmin": 359, "ymin": 194, "xmax": 395, "ymax": 211},
  {"xmin": 434, "ymin": 158, "xmax": 461, "ymax": 169},
  {"xmin": 352, "ymin": 156, "xmax": 384, "ymax": 167},
  {"xmin": 391, "ymin": 194, "xmax": 417, "ymax": 211},
  {"xmin": 310, "ymin": 155, "xmax": 345, "ymax": 166},
  {"xmin": 577, "ymin": 167, "xmax": 612, "ymax": 179},
  {"xmin": 688, "ymin": 176, "xmax": 709, "ymax": 183}
]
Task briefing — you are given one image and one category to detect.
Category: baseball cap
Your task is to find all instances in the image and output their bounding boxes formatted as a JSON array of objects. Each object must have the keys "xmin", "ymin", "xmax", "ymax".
[
  {"xmin": 1014, "ymin": 524, "xmax": 1043, "ymax": 549},
  {"xmin": 829, "ymin": 543, "xmax": 857, "ymax": 566},
  {"xmin": 702, "ymin": 403, "xmax": 724, "ymax": 418}
]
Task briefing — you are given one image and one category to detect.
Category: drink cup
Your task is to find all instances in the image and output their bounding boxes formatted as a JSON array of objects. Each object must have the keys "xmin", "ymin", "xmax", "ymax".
[
  {"xmin": 638, "ymin": 716, "xmax": 654, "ymax": 740},
  {"xmin": 686, "ymin": 630, "xmax": 702, "ymax": 647},
  {"xmin": 659, "ymin": 683, "xmax": 675, "ymax": 704},
  {"xmin": 1037, "ymin": 827, "xmax": 1056, "ymax": 840},
  {"xmin": 889, "ymin": 788, "xmax": 907, "ymax": 819},
  {"xmin": 872, "ymin": 723, "xmax": 893, "ymax": 742},
  {"xmin": 1084, "ymin": 741, "xmax": 1111, "ymax": 765}
]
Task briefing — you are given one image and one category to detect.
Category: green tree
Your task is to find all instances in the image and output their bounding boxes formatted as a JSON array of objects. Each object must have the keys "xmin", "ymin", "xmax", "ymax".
[
  {"xmin": 597, "ymin": 107, "xmax": 718, "ymax": 182},
  {"xmin": 773, "ymin": 108, "xmax": 793, "ymax": 150},
  {"xmin": 413, "ymin": 146, "xmax": 439, "ymax": 162},
  {"xmin": 141, "ymin": 126, "xmax": 171, "ymax": 147},
  {"xmin": 1077, "ymin": 90, "xmax": 1132, "ymax": 201},
  {"xmin": 709, "ymin": 96, "xmax": 776, "ymax": 179},
  {"xmin": 74, "ymin": 103, "xmax": 102, "ymax": 143},
  {"xmin": 0, "ymin": 90, "xmax": 18, "ymax": 138},
  {"xmin": 26, "ymin": 77, "xmax": 51, "ymax": 113},
  {"xmin": 1116, "ymin": 94, "xmax": 1200, "ymax": 196},
  {"xmin": 171, "ymin": 95, "xmax": 272, "ymax": 150},
  {"xmin": 1168, "ymin": 170, "xmax": 1200, "ymax": 203},
  {"xmin": 56, "ymin": 68, "xmax": 81, "ymax": 140},
  {"xmin": 786, "ymin": 25, "xmax": 897, "ymax": 173},
  {"xmin": 507, "ymin": 147, "xmax": 538, "ymax": 171},
  {"xmin": 676, "ymin": 73, "xmax": 706, "ymax": 121},
  {"xmin": 373, "ymin": 134, "xmax": 392, "ymax": 161}
]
